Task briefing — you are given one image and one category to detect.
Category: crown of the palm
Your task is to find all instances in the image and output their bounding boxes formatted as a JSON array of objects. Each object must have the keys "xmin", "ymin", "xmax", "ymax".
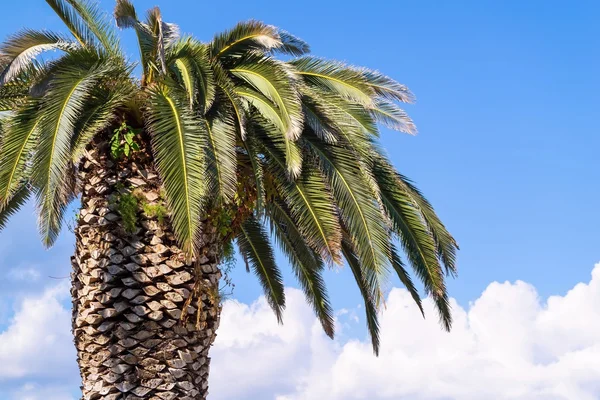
[{"xmin": 0, "ymin": 0, "xmax": 458, "ymax": 354}]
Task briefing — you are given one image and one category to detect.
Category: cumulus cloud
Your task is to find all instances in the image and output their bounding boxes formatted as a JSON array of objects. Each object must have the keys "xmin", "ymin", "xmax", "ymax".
[
  {"xmin": 210, "ymin": 263, "xmax": 600, "ymax": 400},
  {"xmin": 1, "ymin": 264, "xmax": 599, "ymax": 399},
  {"xmin": 0, "ymin": 283, "xmax": 77, "ymax": 381}
]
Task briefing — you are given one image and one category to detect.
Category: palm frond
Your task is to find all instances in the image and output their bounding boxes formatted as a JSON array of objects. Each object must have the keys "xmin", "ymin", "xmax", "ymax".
[
  {"xmin": 70, "ymin": 72, "xmax": 134, "ymax": 161},
  {"xmin": 237, "ymin": 215, "xmax": 285, "ymax": 322},
  {"xmin": 168, "ymin": 38, "xmax": 216, "ymax": 113},
  {"xmin": 267, "ymin": 200, "xmax": 334, "ymax": 337},
  {"xmin": 32, "ymin": 63, "xmax": 105, "ymax": 247},
  {"xmin": 360, "ymin": 69, "xmax": 415, "ymax": 103},
  {"xmin": 230, "ymin": 56, "xmax": 303, "ymax": 141},
  {"xmin": 376, "ymin": 156, "xmax": 458, "ymax": 275},
  {"xmin": 64, "ymin": 0, "xmax": 120, "ymax": 53},
  {"xmin": 260, "ymin": 137, "xmax": 342, "ymax": 264},
  {"xmin": 292, "ymin": 57, "xmax": 377, "ymax": 106},
  {"xmin": 211, "ymin": 20, "xmax": 309, "ymax": 59},
  {"xmin": 305, "ymin": 136, "xmax": 392, "ymax": 288},
  {"xmin": 373, "ymin": 157, "xmax": 452, "ymax": 329},
  {"xmin": 370, "ymin": 99, "xmax": 417, "ymax": 135},
  {"xmin": 0, "ymin": 186, "xmax": 31, "ymax": 232},
  {"xmin": 45, "ymin": 0, "xmax": 94, "ymax": 47},
  {"xmin": 390, "ymin": 243, "xmax": 424, "ymax": 317},
  {"xmin": 0, "ymin": 30, "xmax": 76, "ymax": 85},
  {"xmin": 0, "ymin": 101, "xmax": 41, "ymax": 204},
  {"xmin": 341, "ymin": 237, "xmax": 380, "ymax": 355},
  {"xmin": 114, "ymin": 0, "xmax": 154, "ymax": 82},
  {"xmin": 203, "ymin": 111, "xmax": 237, "ymax": 203},
  {"xmin": 145, "ymin": 85, "xmax": 206, "ymax": 257}
]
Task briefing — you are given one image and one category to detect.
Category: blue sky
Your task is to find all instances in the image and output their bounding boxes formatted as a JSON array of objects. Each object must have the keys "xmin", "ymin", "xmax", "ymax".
[{"xmin": 0, "ymin": 1, "xmax": 599, "ymax": 399}]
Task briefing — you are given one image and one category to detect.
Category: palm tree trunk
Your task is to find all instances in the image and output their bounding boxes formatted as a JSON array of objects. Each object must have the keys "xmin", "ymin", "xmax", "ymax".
[{"xmin": 70, "ymin": 136, "xmax": 221, "ymax": 400}]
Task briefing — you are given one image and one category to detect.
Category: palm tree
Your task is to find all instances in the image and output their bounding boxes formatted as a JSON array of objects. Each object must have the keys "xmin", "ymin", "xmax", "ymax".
[{"xmin": 0, "ymin": 1, "xmax": 458, "ymax": 398}]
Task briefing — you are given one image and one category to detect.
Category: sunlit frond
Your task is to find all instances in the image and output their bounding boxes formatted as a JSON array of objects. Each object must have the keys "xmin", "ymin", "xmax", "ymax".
[
  {"xmin": 211, "ymin": 20, "xmax": 309, "ymax": 59},
  {"xmin": 32, "ymin": 63, "xmax": 107, "ymax": 246},
  {"xmin": 267, "ymin": 199, "xmax": 334, "ymax": 337},
  {"xmin": 0, "ymin": 30, "xmax": 76, "ymax": 85},
  {"xmin": 237, "ymin": 214, "xmax": 285, "ymax": 322},
  {"xmin": 168, "ymin": 38, "xmax": 216, "ymax": 113},
  {"xmin": 305, "ymin": 135, "xmax": 392, "ymax": 289},
  {"xmin": 0, "ymin": 101, "xmax": 41, "ymax": 204},
  {"xmin": 145, "ymin": 84, "xmax": 206, "ymax": 257},
  {"xmin": 64, "ymin": 0, "xmax": 120, "ymax": 53},
  {"xmin": 259, "ymin": 135, "xmax": 342, "ymax": 264},
  {"xmin": 230, "ymin": 56, "xmax": 303, "ymax": 140},
  {"xmin": 373, "ymin": 156, "xmax": 452, "ymax": 329},
  {"xmin": 370, "ymin": 99, "xmax": 417, "ymax": 135},
  {"xmin": 341, "ymin": 237, "xmax": 381, "ymax": 355}
]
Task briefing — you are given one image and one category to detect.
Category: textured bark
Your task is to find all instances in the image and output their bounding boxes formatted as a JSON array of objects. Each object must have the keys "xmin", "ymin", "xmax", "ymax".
[{"xmin": 71, "ymin": 137, "xmax": 222, "ymax": 400}]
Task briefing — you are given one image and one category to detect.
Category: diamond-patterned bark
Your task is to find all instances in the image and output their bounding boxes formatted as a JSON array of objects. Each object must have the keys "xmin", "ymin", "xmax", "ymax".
[{"xmin": 71, "ymin": 138, "xmax": 221, "ymax": 399}]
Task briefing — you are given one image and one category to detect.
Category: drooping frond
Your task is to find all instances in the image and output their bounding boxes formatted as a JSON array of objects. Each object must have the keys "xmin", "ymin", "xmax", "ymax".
[
  {"xmin": 168, "ymin": 38, "xmax": 216, "ymax": 113},
  {"xmin": 0, "ymin": 186, "xmax": 30, "ymax": 231},
  {"xmin": 230, "ymin": 56, "xmax": 303, "ymax": 140},
  {"xmin": 211, "ymin": 20, "xmax": 309, "ymax": 59},
  {"xmin": 390, "ymin": 243, "xmax": 424, "ymax": 317},
  {"xmin": 292, "ymin": 57, "xmax": 377, "ymax": 106},
  {"xmin": 342, "ymin": 237, "xmax": 381, "ymax": 355},
  {"xmin": 0, "ymin": 30, "xmax": 75, "ymax": 85},
  {"xmin": 305, "ymin": 135, "xmax": 392, "ymax": 288},
  {"xmin": 145, "ymin": 84, "xmax": 206, "ymax": 257},
  {"xmin": 372, "ymin": 156, "xmax": 452, "ymax": 329},
  {"xmin": 375, "ymin": 155, "xmax": 458, "ymax": 275},
  {"xmin": 203, "ymin": 110, "xmax": 238, "ymax": 203},
  {"xmin": 370, "ymin": 99, "xmax": 417, "ymax": 135},
  {"xmin": 113, "ymin": 0, "xmax": 154, "ymax": 82},
  {"xmin": 32, "ymin": 63, "xmax": 107, "ymax": 246},
  {"xmin": 0, "ymin": 101, "xmax": 41, "ymax": 204},
  {"xmin": 237, "ymin": 215, "xmax": 285, "ymax": 322},
  {"xmin": 260, "ymin": 138, "xmax": 342, "ymax": 264},
  {"xmin": 267, "ymin": 200, "xmax": 334, "ymax": 337}
]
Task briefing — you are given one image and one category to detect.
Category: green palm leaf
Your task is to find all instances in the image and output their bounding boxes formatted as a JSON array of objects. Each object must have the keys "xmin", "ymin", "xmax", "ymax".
[
  {"xmin": 211, "ymin": 20, "xmax": 309, "ymax": 59},
  {"xmin": 203, "ymin": 111, "xmax": 238, "ymax": 203},
  {"xmin": 63, "ymin": 0, "xmax": 119, "ymax": 54},
  {"xmin": 260, "ymin": 139, "xmax": 342, "ymax": 264},
  {"xmin": 0, "ymin": 101, "xmax": 41, "ymax": 204},
  {"xmin": 292, "ymin": 57, "xmax": 377, "ymax": 106},
  {"xmin": 237, "ymin": 215, "xmax": 285, "ymax": 322},
  {"xmin": 390, "ymin": 243, "xmax": 424, "ymax": 317},
  {"xmin": 32, "ymin": 63, "xmax": 105, "ymax": 246},
  {"xmin": 0, "ymin": 186, "xmax": 31, "ymax": 231},
  {"xmin": 230, "ymin": 56, "xmax": 303, "ymax": 141},
  {"xmin": 168, "ymin": 39, "xmax": 216, "ymax": 113},
  {"xmin": 45, "ymin": 0, "xmax": 94, "ymax": 47},
  {"xmin": 370, "ymin": 99, "xmax": 417, "ymax": 135},
  {"xmin": 305, "ymin": 136, "xmax": 392, "ymax": 287},
  {"xmin": 341, "ymin": 237, "xmax": 381, "ymax": 355},
  {"xmin": 145, "ymin": 84, "xmax": 206, "ymax": 257},
  {"xmin": 0, "ymin": 30, "xmax": 75, "ymax": 85},
  {"xmin": 373, "ymin": 157, "xmax": 452, "ymax": 329},
  {"xmin": 267, "ymin": 200, "xmax": 335, "ymax": 337}
]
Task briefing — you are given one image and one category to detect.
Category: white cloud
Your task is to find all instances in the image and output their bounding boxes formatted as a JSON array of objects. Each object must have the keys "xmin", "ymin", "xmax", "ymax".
[
  {"xmin": 0, "ymin": 283, "xmax": 77, "ymax": 381},
  {"xmin": 1, "ymin": 263, "xmax": 599, "ymax": 399},
  {"xmin": 210, "ymin": 263, "xmax": 600, "ymax": 400}
]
